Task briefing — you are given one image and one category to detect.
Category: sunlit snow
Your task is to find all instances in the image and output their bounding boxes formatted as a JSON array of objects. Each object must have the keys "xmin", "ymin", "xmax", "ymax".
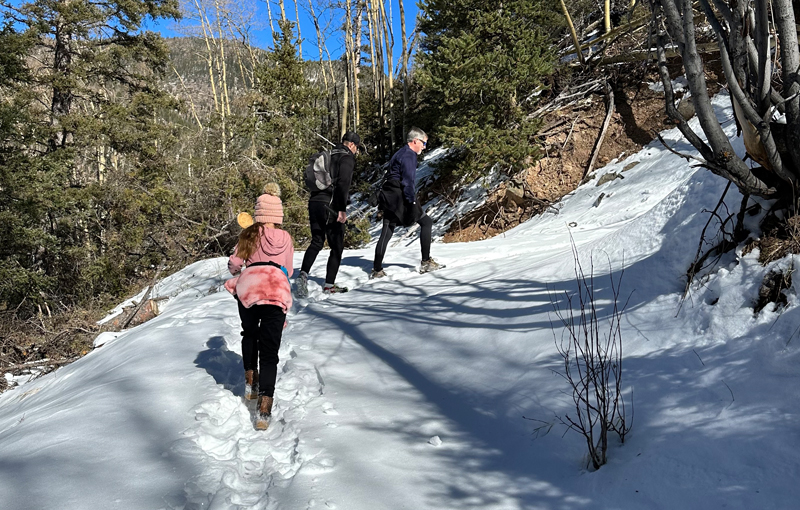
[{"xmin": 2, "ymin": 91, "xmax": 800, "ymax": 509}]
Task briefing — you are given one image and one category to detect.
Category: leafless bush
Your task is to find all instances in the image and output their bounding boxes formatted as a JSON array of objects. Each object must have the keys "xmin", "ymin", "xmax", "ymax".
[
  {"xmin": 550, "ymin": 244, "xmax": 633, "ymax": 470},
  {"xmin": 0, "ymin": 308, "xmax": 99, "ymax": 393}
]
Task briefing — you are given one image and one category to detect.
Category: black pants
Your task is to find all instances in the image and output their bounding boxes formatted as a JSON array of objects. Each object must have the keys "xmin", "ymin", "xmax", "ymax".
[
  {"xmin": 301, "ymin": 201, "xmax": 345, "ymax": 285},
  {"xmin": 238, "ymin": 299, "xmax": 286, "ymax": 398},
  {"xmin": 373, "ymin": 214, "xmax": 433, "ymax": 271}
]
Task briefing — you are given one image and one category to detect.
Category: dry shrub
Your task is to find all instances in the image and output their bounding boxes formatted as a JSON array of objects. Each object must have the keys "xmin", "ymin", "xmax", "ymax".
[
  {"xmin": 754, "ymin": 267, "xmax": 793, "ymax": 315},
  {"xmin": 755, "ymin": 215, "xmax": 800, "ymax": 265},
  {"xmin": 549, "ymin": 244, "xmax": 633, "ymax": 470},
  {"xmin": 0, "ymin": 308, "xmax": 101, "ymax": 392}
]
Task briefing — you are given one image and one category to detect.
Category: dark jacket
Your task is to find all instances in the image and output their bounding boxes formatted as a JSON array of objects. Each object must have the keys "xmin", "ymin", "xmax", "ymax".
[
  {"xmin": 385, "ymin": 144, "xmax": 419, "ymax": 203},
  {"xmin": 379, "ymin": 144, "xmax": 423, "ymax": 227},
  {"xmin": 309, "ymin": 144, "xmax": 355, "ymax": 212}
]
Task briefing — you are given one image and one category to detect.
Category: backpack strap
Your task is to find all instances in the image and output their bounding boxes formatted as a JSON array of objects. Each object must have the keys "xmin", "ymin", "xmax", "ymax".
[
  {"xmin": 327, "ymin": 147, "xmax": 353, "ymax": 209},
  {"xmin": 246, "ymin": 261, "xmax": 290, "ymax": 281}
]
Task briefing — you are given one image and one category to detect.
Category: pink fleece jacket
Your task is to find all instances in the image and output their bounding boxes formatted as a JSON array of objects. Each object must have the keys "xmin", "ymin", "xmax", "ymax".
[{"xmin": 225, "ymin": 227, "xmax": 294, "ymax": 312}]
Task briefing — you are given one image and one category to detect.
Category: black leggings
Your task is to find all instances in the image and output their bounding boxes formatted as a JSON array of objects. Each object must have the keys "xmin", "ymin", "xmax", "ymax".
[
  {"xmin": 373, "ymin": 214, "xmax": 432, "ymax": 271},
  {"xmin": 301, "ymin": 201, "xmax": 345, "ymax": 285},
  {"xmin": 238, "ymin": 300, "xmax": 286, "ymax": 397}
]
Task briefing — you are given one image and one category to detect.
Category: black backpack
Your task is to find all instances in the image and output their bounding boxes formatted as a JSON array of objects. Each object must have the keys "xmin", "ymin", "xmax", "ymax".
[
  {"xmin": 367, "ymin": 164, "xmax": 388, "ymax": 207},
  {"xmin": 305, "ymin": 148, "xmax": 348, "ymax": 192}
]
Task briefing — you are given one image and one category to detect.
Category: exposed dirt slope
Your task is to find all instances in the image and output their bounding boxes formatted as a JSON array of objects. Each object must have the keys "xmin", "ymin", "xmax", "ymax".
[{"xmin": 444, "ymin": 49, "xmax": 726, "ymax": 243}]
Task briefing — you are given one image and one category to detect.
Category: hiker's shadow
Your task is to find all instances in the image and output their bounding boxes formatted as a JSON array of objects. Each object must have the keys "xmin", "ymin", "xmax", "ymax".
[
  {"xmin": 340, "ymin": 255, "xmax": 415, "ymax": 272},
  {"xmin": 195, "ymin": 336, "xmax": 244, "ymax": 397}
]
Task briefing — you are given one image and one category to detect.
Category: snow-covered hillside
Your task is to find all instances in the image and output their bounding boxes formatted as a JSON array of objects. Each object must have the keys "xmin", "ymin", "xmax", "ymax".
[{"xmin": 2, "ymin": 92, "xmax": 800, "ymax": 510}]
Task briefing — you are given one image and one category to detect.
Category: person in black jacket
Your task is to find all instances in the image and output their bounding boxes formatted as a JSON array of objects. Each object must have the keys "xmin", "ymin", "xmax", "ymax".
[
  {"xmin": 371, "ymin": 127, "xmax": 442, "ymax": 279},
  {"xmin": 296, "ymin": 132, "xmax": 360, "ymax": 296}
]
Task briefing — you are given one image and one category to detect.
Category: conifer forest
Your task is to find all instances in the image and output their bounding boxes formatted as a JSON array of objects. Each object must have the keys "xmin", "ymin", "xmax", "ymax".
[{"xmin": 2, "ymin": 0, "xmax": 800, "ymax": 376}]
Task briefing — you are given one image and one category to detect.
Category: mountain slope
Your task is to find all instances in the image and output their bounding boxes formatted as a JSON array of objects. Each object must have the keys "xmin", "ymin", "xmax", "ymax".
[{"xmin": 1, "ymin": 92, "xmax": 799, "ymax": 509}]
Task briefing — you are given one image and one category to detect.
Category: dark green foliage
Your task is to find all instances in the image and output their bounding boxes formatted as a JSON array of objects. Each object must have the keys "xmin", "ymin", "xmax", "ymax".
[
  {"xmin": 416, "ymin": 0, "xmax": 560, "ymax": 180},
  {"xmin": 344, "ymin": 216, "xmax": 372, "ymax": 249},
  {"xmin": 253, "ymin": 20, "xmax": 324, "ymax": 245},
  {"xmin": 0, "ymin": 0, "xmax": 181, "ymax": 315}
]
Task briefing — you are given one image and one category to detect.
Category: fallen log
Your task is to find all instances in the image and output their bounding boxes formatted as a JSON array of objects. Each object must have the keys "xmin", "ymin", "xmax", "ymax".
[{"xmin": 585, "ymin": 83, "xmax": 615, "ymax": 178}]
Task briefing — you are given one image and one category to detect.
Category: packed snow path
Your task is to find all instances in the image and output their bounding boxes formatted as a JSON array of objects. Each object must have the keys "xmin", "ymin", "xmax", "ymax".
[{"xmin": 2, "ymin": 93, "xmax": 800, "ymax": 509}]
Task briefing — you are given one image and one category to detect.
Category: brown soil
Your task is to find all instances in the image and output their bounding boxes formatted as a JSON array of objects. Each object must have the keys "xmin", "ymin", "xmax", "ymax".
[
  {"xmin": 444, "ymin": 53, "xmax": 726, "ymax": 243},
  {"xmin": 444, "ymin": 74, "xmax": 670, "ymax": 243}
]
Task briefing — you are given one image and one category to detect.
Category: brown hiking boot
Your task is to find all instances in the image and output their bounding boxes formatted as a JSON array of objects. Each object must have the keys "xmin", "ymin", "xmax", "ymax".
[
  {"xmin": 255, "ymin": 395, "xmax": 274, "ymax": 430},
  {"xmin": 244, "ymin": 370, "xmax": 259, "ymax": 400}
]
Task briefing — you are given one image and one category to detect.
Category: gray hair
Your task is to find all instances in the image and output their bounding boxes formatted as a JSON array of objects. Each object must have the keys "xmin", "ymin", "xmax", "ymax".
[{"xmin": 406, "ymin": 127, "xmax": 427, "ymax": 143}]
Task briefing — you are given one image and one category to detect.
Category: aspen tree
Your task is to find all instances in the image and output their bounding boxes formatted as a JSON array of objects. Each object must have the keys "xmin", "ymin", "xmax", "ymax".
[
  {"xmin": 353, "ymin": 0, "xmax": 363, "ymax": 128},
  {"xmin": 294, "ymin": 0, "xmax": 303, "ymax": 56},
  {"xmin": 378, "ymin": 0, "xmax": 394, "ymax": 149},
  {"xmin": 307, "ymin": 0, "xmax": 329, "ymax": 90},
  {"xmin": 366, "ymin": 0, "xmax": 378, "ymax": 102},
  {"xmin": 342, "ymin": 0, "xmax": 352, "ymax": 136},
  {"xmin": 278, "ymin": 0, "xmax": 287, "ymax": 21},
  {"xmin": 647, "ymin": 0, "xmax": 800, "ymax": 200},
  {"xmin": 399, "ymin": 0, "xmax": 408, "ymax": 145},
  {"xmin": 560, "ymin": 0, "xmax": 584, "ymax": 65}
]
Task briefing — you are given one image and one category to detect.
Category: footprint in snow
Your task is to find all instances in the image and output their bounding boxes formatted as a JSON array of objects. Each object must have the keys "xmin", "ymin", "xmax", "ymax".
[{"xmin": 167, "ymin": 331, "xmax": 325, "ymax": 509}]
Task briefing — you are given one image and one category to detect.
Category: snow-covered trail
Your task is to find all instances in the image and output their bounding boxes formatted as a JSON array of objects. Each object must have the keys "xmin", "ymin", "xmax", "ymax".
[{"xmin": 3, "ymin": 92, "xmax": 800, "ymax": 509}]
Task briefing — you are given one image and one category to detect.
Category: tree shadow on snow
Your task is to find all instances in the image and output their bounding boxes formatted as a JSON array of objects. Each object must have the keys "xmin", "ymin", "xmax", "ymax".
[{"xmin": 300, "ymin": 168, "xmax": 800, "ymax": 508}]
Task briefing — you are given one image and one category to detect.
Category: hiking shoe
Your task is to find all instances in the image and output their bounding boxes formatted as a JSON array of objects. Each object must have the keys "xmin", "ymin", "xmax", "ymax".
[
  {"xmin": 370, "ymin": 269, "xmax": 386, "ymax": 280},
  {"xmin": 244, "ymin": 369, "xmax": 259, "ymax": 400},
  {"xmin": 255, "ymin": 395, "xmax": 273, "ymax": 430},
  {"xmin": 420, "ymin": 258, "xmax": 444, "ymax": 274},
  {"xmin": 296, "ymin": 272, "xmax": 308, "ymax": 297},
  {"xmin": 323, "ymin": 284, "xmax": 348, "ymax": 294}
]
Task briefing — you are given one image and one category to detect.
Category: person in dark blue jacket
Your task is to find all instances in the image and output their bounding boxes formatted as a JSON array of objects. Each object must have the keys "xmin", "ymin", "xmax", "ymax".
[{"xmin": 371, "ymin": 127, "xmax": 442, "ymax": 278}]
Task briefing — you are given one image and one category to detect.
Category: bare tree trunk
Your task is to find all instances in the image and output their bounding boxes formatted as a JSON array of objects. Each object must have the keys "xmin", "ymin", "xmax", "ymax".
[
  {"xmin": 193, "ymin": 0, "xmax": 220, "ymax": 114},
  {"xmin": 308, "ymin": 0, "xmax": 329, "ymax": 91},
  {"xmin": 294, "ymin": 0, "xmax": 303, "ymax": 57},
  {"xmin": 367, "ymin": 0, "xmax": 379, "ymax": 102},
  {"xmin": 354, "ymin": 0, "xmax": 363, "ymax": 129},
  {"xmin": 773, "ymin": 0, "xmax": 800, "ymax": 169},
  {"xmin": 324, "ymin": 44, "xmax": 341, "ymax": 135},
  {"xmin": 278, "ymin": 0, "xmax": 287, "ymax": 22},
  {"xmin": 399, "ymin": 0, "xmax": 408, "ymax": 144},
  {"xmin": 171, "ymin": 64, "xmax": 204, "ymax": 129},
  {"xmin": 191, "ymin": 0, "xmax": 226, "ymax": 157},
  {"xmin": 213, "ymin": 0, "xmax": 231, "ymax": 118},
  {"xmin": 560, "ymin": 0, "xmax": 585, "ymax": 65},
  {"xmin": 379, "ymin": 0, "xmax": 395, "ymax": 145},
  {"xmin": 342, "ymin": 0, "xmax": 353, "ymax": 136},
  {"xmin": 700, "ymin": 0, "xmax": 792, "ymax": 182},
  {"xmin": 650, "ymin": 0, "xmax": 780, "ymax": 197},
  {"xmin": 604, "ymin": 0, "xmax": 612, "ymax": 33},
  {"xmin": 265, "ymin": 0, "xmax": 275, "ymax": 32},
  {"xmin": 224, "ymin": 8, "xmax": 259, "ymax": 88},
  {"xmin": 372, "ymin": 0, "xmax": 386, "ymax": 154}
]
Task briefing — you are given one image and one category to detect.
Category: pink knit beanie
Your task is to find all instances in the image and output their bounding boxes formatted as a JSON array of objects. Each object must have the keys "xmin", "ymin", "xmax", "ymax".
[{"xmin": 254, "ymin": 183, "xmax": 283, "ymax": 224}]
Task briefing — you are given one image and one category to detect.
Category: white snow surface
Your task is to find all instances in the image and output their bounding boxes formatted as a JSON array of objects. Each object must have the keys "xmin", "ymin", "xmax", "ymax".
[{"xmin": 3, "ymin": 92, "xmax": 800, "ymax": 509}]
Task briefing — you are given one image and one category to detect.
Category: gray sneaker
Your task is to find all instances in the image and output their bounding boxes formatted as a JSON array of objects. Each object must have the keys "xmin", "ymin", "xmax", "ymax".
[
  {"xmin": 323, "ymin": 283, "xmax": 348, "ymax": 294},
  {"xmin": 370, "ymin": 269, "xmax": 386, "ymax": 279},
  {"xmin": 420, "ymin": 258, "xmax": 444, "ymax": 274},
  {"xmin": 296, "ymin": 271, "xmax": 308, "ymax": 297}
]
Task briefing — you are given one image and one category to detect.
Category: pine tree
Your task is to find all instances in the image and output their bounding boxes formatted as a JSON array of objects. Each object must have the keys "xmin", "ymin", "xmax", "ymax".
[
  {"xmin": 416, "ymin": 0, "xmax": 559, "ymax": 179},
  {"xmin": 0, "ymin": 0, "xmax": 181, "ymax": 314},
  {"xmin": 254, "ymin": 19, "xmax": 323, "ymax": 243},
  {"xmin": 0, "ymin": 24, "xmax": 54, "ymax": 311}
]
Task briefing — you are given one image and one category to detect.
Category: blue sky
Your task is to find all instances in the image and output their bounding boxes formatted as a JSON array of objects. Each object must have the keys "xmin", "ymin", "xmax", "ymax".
[{"xmin": 145, "ymin": 0, "xmax": 421, "ymax": 66}]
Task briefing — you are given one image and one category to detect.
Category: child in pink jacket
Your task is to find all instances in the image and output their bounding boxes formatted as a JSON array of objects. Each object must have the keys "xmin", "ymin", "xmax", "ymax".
[{"xmin": 225, "ymin": 183, "xmax": 294, "ymax": 430}]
